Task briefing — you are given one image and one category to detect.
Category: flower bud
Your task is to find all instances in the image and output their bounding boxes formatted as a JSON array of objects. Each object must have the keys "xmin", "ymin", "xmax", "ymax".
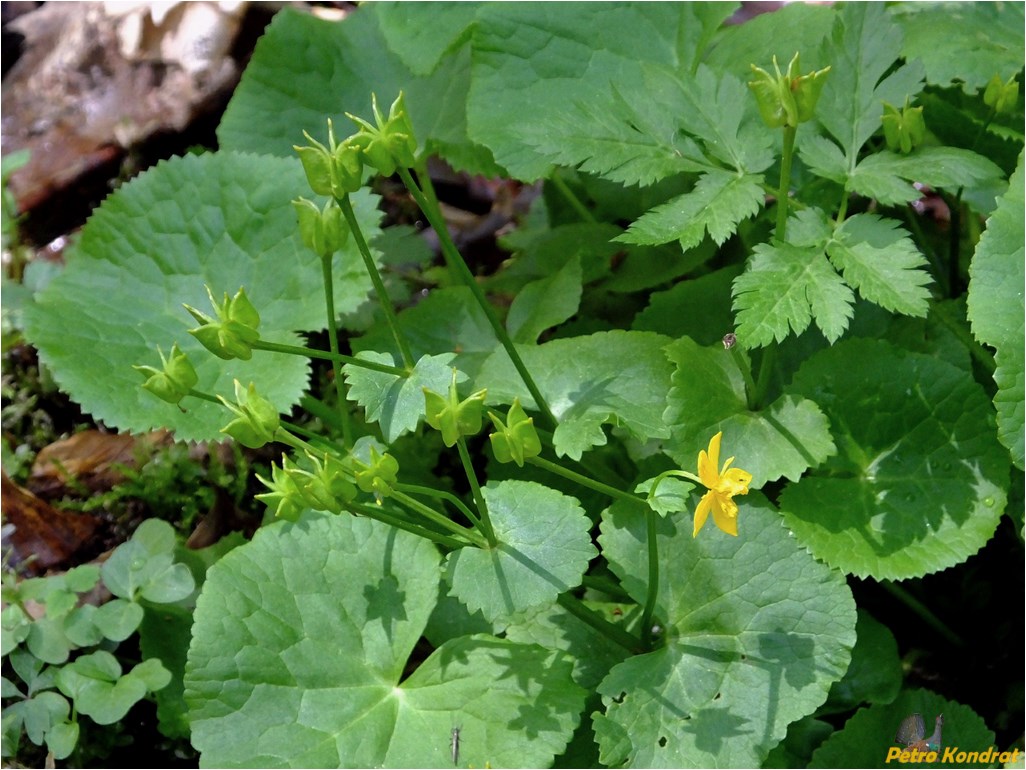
[
  {"xmin": 134, "ymin": 343, "xmax": 198, "ymax": 405},
  {"xmin": 219, "ymin": 380, "xmax": 280, "ymax": 448},
  {"xmin": 423, "ymin": 370, "xmax": 486, "ymax": 447},
  {"xmin": 487, "ymin": 398, "xmax": 542, "ymax": 467},
  {"xmin": 293, "ymin": 197, "xmax": 349, "ymax": 256},
  {"xmin": 882, "ymin": 98, "xmax": 926, "ymax": 154},
  {"xmin": 184, "ymin": 286, "xmax": 260, "ymax": 361},
  {"xmin": 984, "ymin": 74, "xmax": 1019, "ymax": 115},
  {"xmin": 749, "ymin": 53, "xmax": 830, "ymax": 128},
  {"xmin": 353, "ymin": 446, "xmax": 399, "ymax": 499},
  {"xmin": 346, "ymin": 91, "xmax": 419, "ymax": 176},
  {"xmin": 255, "ymin": 457, "xmax": 307, "ymax": 521}
]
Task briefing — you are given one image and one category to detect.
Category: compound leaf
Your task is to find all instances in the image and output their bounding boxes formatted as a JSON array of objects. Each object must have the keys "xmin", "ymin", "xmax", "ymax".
[
  {"xmin": 851, "ymin": 148, "xmax": 1005, "ymax": 205},
  {"xmin": 732, "ymin": 240, "xmax": 856, "ymax": 347},
  {"xmin": 782, "ymin": 339, "xmax": 1009, "ymax": 579},
  {"xmin": 617, "ymin": 169, "xmax": 765, "ymax": 250},
  {"xmin": 828, "ymin": 214, "xmax": 932, "ymax": 317}
]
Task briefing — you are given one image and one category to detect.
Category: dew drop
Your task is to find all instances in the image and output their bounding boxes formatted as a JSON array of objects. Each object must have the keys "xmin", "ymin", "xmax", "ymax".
[
  {"xmin": 983, "ymin": 496, "xmax": 995, "ymax": 507},
  {"xmin": 904, "ymin": 493, "xmax": 916, "ymax": 503},
  {"xmin": 131, "ymin": 558, "xmax": 146, "ymax": 570}
]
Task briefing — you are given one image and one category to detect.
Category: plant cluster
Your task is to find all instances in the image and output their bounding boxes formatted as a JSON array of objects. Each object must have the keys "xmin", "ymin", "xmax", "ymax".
[{"xmin": 4, "ymin": 2, "xmax": 1023, "ymax": 767}]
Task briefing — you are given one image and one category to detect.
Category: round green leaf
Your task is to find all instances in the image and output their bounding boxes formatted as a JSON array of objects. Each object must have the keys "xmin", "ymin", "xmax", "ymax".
[
  {"xmin": 782, "ymin": 339, "xmax": 1008, "ymax": 579},
  {"xmin": 45, "ymin": 720, "xmax": 79, "ymax": 761},
  {"xmin": 26, "ymin": 617, "xmax": 72, "ymax": 665},
  {"xmin": 185, "ymin": 512, "xmax": 585, "ymax": 767},
  {"xmin": 63, "ymin": 605, "xmax": 104, "ymax": 648},
  {"xmin": 810, "ymin": 688, "xmax": 997, "ymax": 768},
  {"xmin": 596, "ymin": 496, "xmax": 856, "ymax": 767},
  {"xmin": 663, "ymin": 336, "xmax": 836, "ymax": 487},
  {"xmin": 23, "ymin": 151, "xmax": 383, "ymax": 442},
  {"xmin": 823, "ymin": 609, "xmax": 902, "ymax": 713},
  {"xmin": 445, "ymin": 480, "xmax": 598, "ymax": 623},
  {"xmin": 93, "ymin": 599, "xmax": 144, "ymax": 643}
]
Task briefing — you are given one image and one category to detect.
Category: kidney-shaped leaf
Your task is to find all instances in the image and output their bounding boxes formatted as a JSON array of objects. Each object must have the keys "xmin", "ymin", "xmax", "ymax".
[
  {"xmin": 23, "ymin": 152, "xmax": 383, "ymax": 443},
  {"xmin": 782, "ymin": 339, "xmax": 1009, "ymax": 580},
  {"xmin": 184, "ymin": 512, "xmax": 585, "ymax": 767},
  {"xmin": 596, "ymin": 497, "xmax": 856, "ymax": 768},
  {"xmin": 446, "ymin": 480, "xmax": 597, "ymax": 623}
]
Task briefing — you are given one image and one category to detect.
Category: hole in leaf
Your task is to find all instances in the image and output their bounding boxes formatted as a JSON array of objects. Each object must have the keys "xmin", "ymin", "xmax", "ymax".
[{"xmin": 658, "ymin": 737, "xmax": 667, "ymax": 747}]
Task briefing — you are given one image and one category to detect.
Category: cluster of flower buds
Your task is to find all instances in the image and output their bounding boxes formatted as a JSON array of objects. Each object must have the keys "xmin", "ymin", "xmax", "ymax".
[
  {"xmin": 219, "ymin": 379, "xmax": 279, "ymax": 448},
  {"xmin": 256, "ymin": 451, "xmax": 358, "ymax": 521},
  {"xmin": 984, "ymin": 73, "xmax": 1019, "ymax": 115},
  {"xmin": 353, "ymin": 446, "xmax": 400, "ymax": 500},
  {"xmin": 134, "ymin": 343, "xmax": 198, "ymax": 405},
  {"xmin": 881, "ymin": 97, "xmax": 926, "ymax": 154},
  {"xmin": 293, "ymin": 197, "xmax": 348, "ymax": 256},
  {"xmin": 293, "ymin": 92, "xmax": 418, "ymax": 199},
  {"xmin": 422, "ymin": 370, "xmax": 487, "ymax": 448},
  {"xmin": 184, "ymin": 286, "xmax": 260, "ymax": 361},
  {"xmin": 487, "ymin": 398, "xmax": 542, "ymax": 467},
  {"xmin": 749, "ymin": 53, "xmax": 830, "ymax": 129}
]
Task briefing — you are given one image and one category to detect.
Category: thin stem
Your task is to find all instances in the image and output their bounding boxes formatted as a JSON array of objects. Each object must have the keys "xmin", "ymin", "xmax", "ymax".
[
  {"xmin": 336, "ymin": 193, "xmax": 415, "ymax": 368},
  {"xmin": 775, "ymin": 125, "xmax": 797, "ymax": 240},
  {"xmin": 398, "ymin": 165, "xmax": 558, "ymax": 430},
  {"xmin": 752, "ymin": 342, "xmax": 777, "ymax": 411},
  {"xmin": 346, "ymin": 500, "xmax": 466, "ymax": 549},
  {"xmin": 279, "ymin": 420, "xmax": 345, "ymax": 454},
  {"xmin": 880, "ymin": 580, "xmax": 965, "ymax": 648},
  {"xmin": 389, "ymin": 489, "xmax": 487, "ymax": 548},
  {"xmin": 728, "ymin": 345, "xmax": 758, "ymax": 411},
  {"xmin": 556, "ymin": 594, "xmax": 642, "ymax": 653},
  {"xmin": 319, "ymin": 250, "xmax": 353, "ymax": 447},
  {"xmin": 527, "ymin": 456, "xmax": 648, "ymax": 508},
  {"xmin": 395, "ymin": 483, "xmax": 484, "ymax": 532},
  {"xmin": 580, "ymin": 574, "xmax": 633, "ymax": 603},
  {"xmin": 639, "ymin": 509, "xmax": 660, "ymax": 648},
  {"xmin": 456, "ymin": 437, "xmax": 496, "ymax": 545},
  {"xmin": 251, "ymin": 340, "xmax": 407, "ymax": 376},
  {"xmin": 549, "ymin": 172, "xmax": 597, "ymax": 224}
]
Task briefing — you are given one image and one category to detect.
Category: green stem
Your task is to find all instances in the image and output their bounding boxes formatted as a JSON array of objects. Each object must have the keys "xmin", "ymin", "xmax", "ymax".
[
  {"xmin": 319, "ymin": 250, "xmax": 353, "ymax": 447},
  {"xmin": 728, "ymin": 345, "xmax": 759, "ymax": 411},
  {"xmin": 346, "ymin": 500, "xmax": 466, "ymax": 549},
  {"xmin": 549, "ymin": 172, "xmax": 597, "ymax": 224},
  {"xmin": 389, "ymin": 489, "xmax": 487, "ymax": 548},
  {"xmin": 279, "ymin": 420, "xmax": 345, "ymax": 454},
  {"xmin": 557, "ymin": 594, "xmax": 642, "ymax": 653},
  {"xmin": 396, "ymin": 483, "xmax": 484, "ymax": 532},
  {"xmin": 880, "ymin": 580, "xmax": 965, "ymax": 648},
  {"xmin": 398, "ymin": 165, "xmax": 558, "ymax": 430},
  {"xmin": 775, "ymin": 125, "xmax": 797, "ymax": 240},
  {"xmin": 337, "ymin": 193, "xmax": 415, "ymax": 368},
  {"xmin": 251, "ymin": 340, "xmax": 407, "ymax": 376},
  {"xmin": 752, "ymin": 342, "xmax": 777, "ymax": 411},
  {"xmin": 639, "ymin": 509, "xmax": 660, "ymax": 649},
  {"xmin": 527, "ymin": 456, "xmax": 647, "ymax": 508},
  {"xmin": 456, "ymin": 437, "xmax": 496, "ymax": 545},
  {"xmin": 581, "ymin": 574, "xmax": 633, "ymax": 603}
]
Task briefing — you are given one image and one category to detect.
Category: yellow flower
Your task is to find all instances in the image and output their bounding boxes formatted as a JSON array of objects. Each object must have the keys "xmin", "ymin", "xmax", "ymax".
[{"xmin": 693, "ymin": 431, "xmax": 752, "ymax": 537}]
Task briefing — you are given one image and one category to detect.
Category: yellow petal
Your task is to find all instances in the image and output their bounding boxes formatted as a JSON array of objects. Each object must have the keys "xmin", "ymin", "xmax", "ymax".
[
  {"xmin": 712, "ymin": 498, "xmax": 739, "ymax": 536},
  {"xmin": 720, "ymin": 467, "xmax": 753, "ymax": 496},
  {"xmin": 693, "ymin": 492, "xmax": 713, "ymax": 537},
  {"xmin": 698, "ymin": 432, "xmax": 723, "ymax": 488}
]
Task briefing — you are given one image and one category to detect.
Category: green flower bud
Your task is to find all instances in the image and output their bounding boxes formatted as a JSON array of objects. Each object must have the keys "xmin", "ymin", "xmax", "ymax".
[
  {"xmin": 882, "ymin": 98, "xmax": 926, "ymax": 154},
  {"xmin": 345, "ymin": 91, "xmax": 419, "ymax": 176},
  {"xmin": 133, "ymin": 343, "xmax": 198, "ymax": 405},
  {"xmin": 984, "ymin": 74, "xmax": 1019, "ymax": 115},
  {"xmin": 294, "ymin": 120, "xmax": 365, "ymax": 197},
  {"xmin": 354, "ymin": 446, "xmax": 399, "ymax": 499},
  {"xmin": 293, "ymin": 197, "xmax": 349, "ymax": 256},
  {"xmin": 219, "ymin": 380, "xmax": 280, "ymax": 448},
  {"xmin": 487, "ymin": 398, "xmax": 542, "ymax": 467},
  {"xmin": 749, "ymin": 53, "xmax": 830, "ymax": 128},
  {"xmin": 284, "ymin": 451, "xmax": 357, "ymax": 511},
  {"xmin": 423, "ymin": 370, "xmax": 486, "ymax": 447},
  {"xmin": 255, "ymin": 457, "xmax": 307, "ymax": 521},
  {"xmin": 184, "ymin": 286, "xmax": 260, "ymax": 360}
]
